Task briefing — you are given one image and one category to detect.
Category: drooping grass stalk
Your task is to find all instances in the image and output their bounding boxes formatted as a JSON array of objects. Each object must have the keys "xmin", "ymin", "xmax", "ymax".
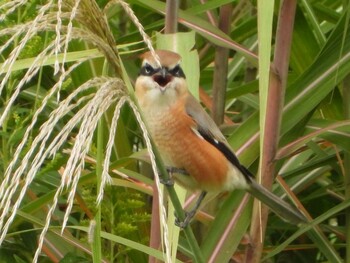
[
  {"xmin": 0, "ymin": 0, "xmax": 27, "ymax": 20},
  {"xmin": 0, "ymin": 74, "xmax": 123, "ymax": 262},
  {"xmin": 0, "ymin": 37, "xmax": 64, "ymax": 126},
  {"xmin": 111, "ymin": 0, "xmax": 161, "ymax": 68},
  {"xmin": 97, "ymin": 96, "xmax": 128, "ymax": 203},
  {"xmin": 0, "ymin": 59, "xmax": 88, "ymax": 214},
  {"xmin": 95, "ymin": 95, "xmax": 130, "ymax": 261}
]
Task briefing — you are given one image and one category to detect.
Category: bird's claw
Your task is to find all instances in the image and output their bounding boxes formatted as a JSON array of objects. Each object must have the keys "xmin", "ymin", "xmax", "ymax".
[
  {"xmin": 158, "ymin": 167, "xmax": 188, "ymax": 186},
  {"xmin": 159, "ymin": 177, "xmax": 175, "ymax": 186},
  {"xmin": 174, "ymin": 210, "xmax": 196, "ymax": 229}
]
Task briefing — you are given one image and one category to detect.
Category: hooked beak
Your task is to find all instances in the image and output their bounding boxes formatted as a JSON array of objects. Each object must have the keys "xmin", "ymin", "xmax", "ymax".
[
  {"xmin": 153, "ymin": 67, "xmax": 172, "ymax": 90},
  {"xmin": 160, "ymin": 67, "xmax": 167, "ymax": 78}
]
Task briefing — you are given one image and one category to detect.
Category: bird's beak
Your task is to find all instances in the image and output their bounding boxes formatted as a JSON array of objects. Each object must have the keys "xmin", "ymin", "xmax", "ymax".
[
  {"xmin": 153, "ymin": 67, "xmax": 173, "ymax": 91},
  {"xmin": 160, "ymin": 67, "xmax": 167, "ymax": 78}
]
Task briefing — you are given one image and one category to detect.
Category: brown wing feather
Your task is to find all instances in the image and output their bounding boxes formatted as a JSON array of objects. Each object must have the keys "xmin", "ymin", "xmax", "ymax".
[{"xmin": 184, "ymin": 94, "xmax": 252, "ymax": 181}]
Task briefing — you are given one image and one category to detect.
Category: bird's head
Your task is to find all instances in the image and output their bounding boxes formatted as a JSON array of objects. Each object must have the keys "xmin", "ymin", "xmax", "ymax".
[{"xmin": 135, "ymin": 50, "xmax": 188, "ymax": 109}]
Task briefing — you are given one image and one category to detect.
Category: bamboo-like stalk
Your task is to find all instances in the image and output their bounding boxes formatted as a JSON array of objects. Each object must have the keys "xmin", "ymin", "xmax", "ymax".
[
  {"xmin": 165, "ymin": 0, "xmax": 179, "ymax": 34},
  {"xmin": 212, "ymin": 3, "xmax": 232, "ymax": 125},
  {"xmin": 149, "ymin": 186, "xmax": 161, "ymax": 263},
  {"xmin": 246, "ymin": 1, "xmax": 297, "ymax": 262}
]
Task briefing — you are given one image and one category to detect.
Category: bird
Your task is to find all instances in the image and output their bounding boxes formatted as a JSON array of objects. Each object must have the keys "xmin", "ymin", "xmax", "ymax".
[{"xmin": 135, "ymin": 49, "xmax": 306, "ymax": 227}]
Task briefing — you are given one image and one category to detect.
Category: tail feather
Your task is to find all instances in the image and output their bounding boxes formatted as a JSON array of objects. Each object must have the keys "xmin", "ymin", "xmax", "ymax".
[{"xmin": 247, "ymin": 179, "xmax": 307, "ymax": 225}]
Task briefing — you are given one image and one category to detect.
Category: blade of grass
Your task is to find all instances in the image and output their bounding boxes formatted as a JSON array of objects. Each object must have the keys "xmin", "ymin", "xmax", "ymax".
[
  {"xmin": 343, "ymin": 5, "xmax": 350, "ymax": 260},
  {"xmin": 299, "ymin": 0, "xmax": 326, "ymax": 45},
  {"xmin": 264, "ymin": 198, "xmax": 350, "ymax": 260}
]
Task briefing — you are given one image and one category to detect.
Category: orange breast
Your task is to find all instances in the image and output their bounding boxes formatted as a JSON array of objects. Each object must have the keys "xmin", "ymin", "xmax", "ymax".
[{"xmin": 146, "ymin": 98, "xmax": 229, "ymax": 192}]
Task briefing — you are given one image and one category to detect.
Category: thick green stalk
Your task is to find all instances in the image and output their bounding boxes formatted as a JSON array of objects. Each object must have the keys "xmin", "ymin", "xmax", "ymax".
[{"xmin": 91, "ymin": 119, "xmax": 103, "ymax": 262}]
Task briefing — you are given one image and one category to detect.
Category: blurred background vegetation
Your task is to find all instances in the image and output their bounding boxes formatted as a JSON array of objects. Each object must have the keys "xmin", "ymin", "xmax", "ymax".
[{"xmin": 0, "ymin": 0, "xmax": 350, "ymax": 262}]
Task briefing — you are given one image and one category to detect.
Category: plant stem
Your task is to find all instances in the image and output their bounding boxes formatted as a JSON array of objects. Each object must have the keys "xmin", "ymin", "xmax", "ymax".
[
  {"xmin": 165, "ymin": 0, "xmax": 179, "ymax": 34},
  {"xmin": 212, "ymin": 3, "xmax": 232, "ymax": 125},
  {"xmin": 149, "ymin": 184, "xmax": 161, "ymax": 263},
  {"xmin": 91, "ymin": 119, "xmax": 103, "ymax": 262},
  {"xmin": 247, "ymin": 0, "xmax": 296, "ymax": 262},
  {"xmin": 343, "ymin": 4, "xmax": 350, "ymax": 262},
  {"xmin": 344, "ymin": 74, "xmax": 350, "ymax": 263}
]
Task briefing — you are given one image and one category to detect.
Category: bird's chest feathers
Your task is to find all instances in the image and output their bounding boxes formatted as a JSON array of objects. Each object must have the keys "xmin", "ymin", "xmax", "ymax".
[
  {"xmin": 143, "ymin": 100, "xmax": 193, "ymax": 164},
  {"xmin": 143, "ymin": 99, "xmax": 233, "ymax": 191}
]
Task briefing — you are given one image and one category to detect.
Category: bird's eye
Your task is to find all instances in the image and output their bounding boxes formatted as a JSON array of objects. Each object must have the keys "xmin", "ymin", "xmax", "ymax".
[
  {"xmin": 172, "ymin": 65, "xmax": 180, "ymax": 75},
  {"xmin": 145, "ymin": 65, "xmax": 152, "ymax": 73},
  {"xmin": 170, "ymin": 65, "xmax": 185, "ymax": 78},
  {"xmin": 142, "ymin": 64, "xmax": 154, "ymax": 75}
]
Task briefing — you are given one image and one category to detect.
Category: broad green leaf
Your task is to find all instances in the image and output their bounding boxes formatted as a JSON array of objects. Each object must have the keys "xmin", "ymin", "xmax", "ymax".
[
  {"xmin": 257, "ymin": 0, "xmax": 274, "ymax": 176},
  {"xmin": 283, "ymin": 12, "xmax": 350, "ymax": 135},
  {"xmin": 290, "ymin": 7, "xmax": 321, "ymax": 74}
]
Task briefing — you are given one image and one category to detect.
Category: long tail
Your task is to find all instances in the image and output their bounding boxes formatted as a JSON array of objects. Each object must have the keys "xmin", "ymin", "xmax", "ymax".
[{"xmin": 247, "ymin": 179, "xmax": 307, "ymax": 225}]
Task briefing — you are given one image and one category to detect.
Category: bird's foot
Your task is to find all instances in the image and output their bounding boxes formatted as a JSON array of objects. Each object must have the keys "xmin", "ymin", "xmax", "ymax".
[
  {"xmin": 159, "ymin": 177, "xmax": 175, "ymax": 186},
  {"xmin": 158, "ymin": 167, "xmax": 188, "ymax": 186},
  {"xmin": 157, "ymin": 167, "xmax": 174, "ymax": 186},
  {"xmin": 174, "ymin": 210, "xmax": 196, "ymax": 229},
  {"xmin": 174, "ymin": 191, "xmax": 207, "ymax": 229}
]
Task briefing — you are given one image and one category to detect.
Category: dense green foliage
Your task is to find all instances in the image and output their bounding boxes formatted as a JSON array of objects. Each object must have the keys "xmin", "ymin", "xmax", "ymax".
[{"xmin": 0, "ymin": 0, "xmax": 350, "ymax": 262}]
